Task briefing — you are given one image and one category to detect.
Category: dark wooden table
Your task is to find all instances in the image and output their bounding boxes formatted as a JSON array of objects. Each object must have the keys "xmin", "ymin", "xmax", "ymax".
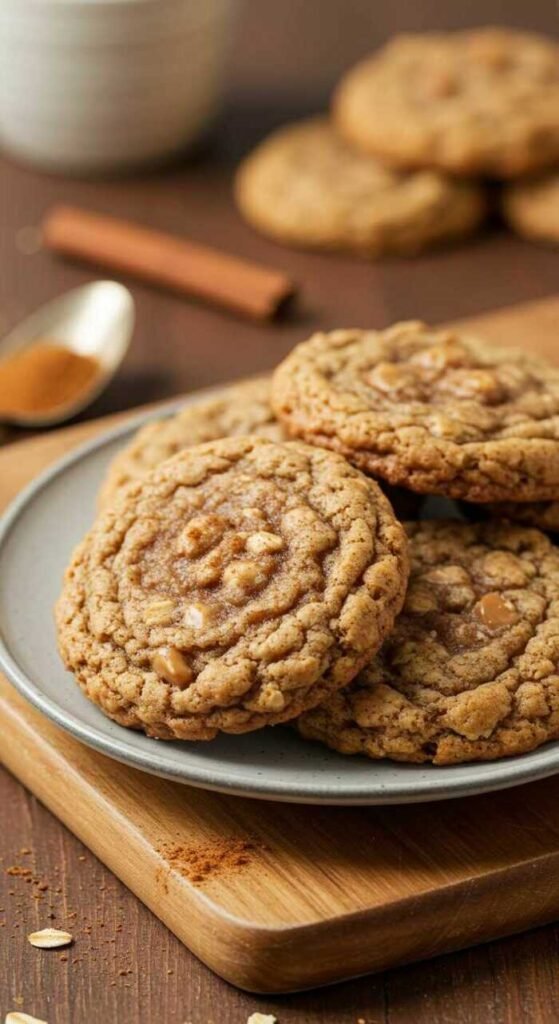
[{"xmin": 3, "ymin": 3, "xmax": 559, "ymax": 1021}]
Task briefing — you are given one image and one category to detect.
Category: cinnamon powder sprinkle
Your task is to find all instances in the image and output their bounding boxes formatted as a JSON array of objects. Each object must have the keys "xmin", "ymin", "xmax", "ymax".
[
  {"xmin": 160, "ymin": 837, "xmax": 266, "ymax": 884},
  {"xmin": 0, "ymin": 340, "xmax": 99, "ymax": 416}
]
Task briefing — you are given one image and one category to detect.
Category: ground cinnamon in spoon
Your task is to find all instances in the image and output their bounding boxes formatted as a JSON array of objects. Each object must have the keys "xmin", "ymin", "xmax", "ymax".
[{"xmin": 0, "ymin": 340, "xmax": 99, "ymax": 417}]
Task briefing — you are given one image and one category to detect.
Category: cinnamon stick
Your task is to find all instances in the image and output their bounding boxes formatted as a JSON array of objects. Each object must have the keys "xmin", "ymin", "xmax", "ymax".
[{"xmin": 43, "ymin": 205, "xmax": 295, "ymax": 321}]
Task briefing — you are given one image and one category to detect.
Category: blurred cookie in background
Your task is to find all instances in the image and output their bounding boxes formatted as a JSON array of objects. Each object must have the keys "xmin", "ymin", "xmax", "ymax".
[
  {"xmin": 235, "ymin": 117, "xmax": 486, "ymax": 257},
  {"xmin": 503, "ymin": 172, "xmax": 559, "ymax": 246},
  {"xmin": 334, "ymin": 28, "xmax": 559, "ymax": 178}
]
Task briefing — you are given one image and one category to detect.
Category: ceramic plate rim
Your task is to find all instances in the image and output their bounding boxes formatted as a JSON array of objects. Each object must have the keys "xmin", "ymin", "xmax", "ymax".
[{"xmin": 2, "ymin": 398, "xmax": 559, "ymax": 805}]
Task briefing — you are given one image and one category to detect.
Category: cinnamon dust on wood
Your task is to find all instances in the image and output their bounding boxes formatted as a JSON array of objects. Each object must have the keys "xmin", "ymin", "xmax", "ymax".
[
  {"xmin": 0, "ymin": 340, "xmax": 99, "ymax": 416},
  {"xmin": 160, "ymin": 837, "xmax": 266, "ymax": 884}
]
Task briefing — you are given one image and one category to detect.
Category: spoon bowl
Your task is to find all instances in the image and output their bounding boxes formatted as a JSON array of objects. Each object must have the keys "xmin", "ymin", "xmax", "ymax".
[{"xmin": 0, "ymin": 281, "xmax": 135, "ymax": 428}]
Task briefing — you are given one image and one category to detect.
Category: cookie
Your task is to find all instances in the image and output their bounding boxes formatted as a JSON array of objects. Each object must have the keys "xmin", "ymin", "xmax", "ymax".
[
  {"xmin": 271, "ymin": 320, "xmax": 559, "ymax": 503},
  {"xmin": 99, "ymin": 378, "xmax": 285, "ymax": 509},
  {"xmin": 298, "ymin": 519, "xmax": 559, "ymax": 765},
  {"xmin": 100, "ymin": 376, "xmax": 418, "ymax": 522},
  {"xmin": 234, "ymin": 117, "xmax": 485, "ymax": 257},
  {"xmin": 487, "ymin": 500, "xmax": 559, "ymax": 534},
  {"xmin": 503, "ymin": 172, "xmax": 559, "ymax": 245},
  {"xmin": 57, "ymin": 437, "xmax": 408, "ymax": 740},
  {"xmin": 334, "ymin": 28, "xmax": 559, "ymax": 178}
]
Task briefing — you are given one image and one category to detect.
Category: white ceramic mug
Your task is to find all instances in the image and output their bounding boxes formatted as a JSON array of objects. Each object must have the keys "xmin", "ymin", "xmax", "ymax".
[{"xmin": 0, "ymin": 0, "xmax": 237, "ymax": 174}]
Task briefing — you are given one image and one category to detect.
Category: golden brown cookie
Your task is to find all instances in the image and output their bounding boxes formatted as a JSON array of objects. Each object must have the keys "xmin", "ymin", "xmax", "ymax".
[
  {"xmin": 57, "ymin": 437, "xmax": 408, "ymax": 740},
  {"xmin": 100, "ymin": 376, "xmax": 418, "ymax": 522},
  {"xmin": 235, "ymin": 117, "xmax": 485, "ymax": 257},
  {"xmin": 271, "ymin": 321, "xmax": 559, "ymax": 503},
  {"xmin": 334, "ymin": 28, "xmax": 559, "ymax": 178},
  {"xmin": 503, "ymin": 172, "xmax": 559, "ymax": 245},
  {"xmin": 99, "ymin": 378, "xmax": 285, "ymax": 510},
  {"xmin": 297, "ymin": 519, "xmax": 559, "ymax": 765}
]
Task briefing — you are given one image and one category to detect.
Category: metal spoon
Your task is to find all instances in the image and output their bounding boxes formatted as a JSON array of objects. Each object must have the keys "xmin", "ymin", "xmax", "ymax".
[{"xmin": 0, "ymin": 281, "xmax": 135, "ymax": 428}]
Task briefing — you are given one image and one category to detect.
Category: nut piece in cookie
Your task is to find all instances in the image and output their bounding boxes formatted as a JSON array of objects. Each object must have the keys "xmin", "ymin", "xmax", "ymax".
[
  {"xmin": 334, "ymin": 28, "xmax": 559, "ymax": 178},
  {"xmin": 297, "ymin": 520, "xmax": 559, "ymax": 765},
  {"xmin": 271, "ymin": 321, "xmax": 559, "ymax": 503},
  {"xmin": 235, "ymin": 117, "xmax": 485, "ymax": 257},
  {"xmin": 56, "ymin": 437, "xmax": 408, "ymax": 741},
  {"xmin": 98, "ymin": 378, "xmax": 285, "ymax": 511}
]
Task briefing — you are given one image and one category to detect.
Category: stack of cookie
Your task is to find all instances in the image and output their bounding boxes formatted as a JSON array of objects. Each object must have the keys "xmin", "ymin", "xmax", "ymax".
[
  {"xmin": 56, "ymin": 319, "xmax": 559, "ymax": 766},
  {"xmin": 235, "ymin": 28, "xmax": 559, "ymax": 256}
]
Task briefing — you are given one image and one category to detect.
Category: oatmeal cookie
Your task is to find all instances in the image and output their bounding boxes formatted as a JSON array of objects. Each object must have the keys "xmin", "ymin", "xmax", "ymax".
[
  {"xmin": 99, "ymin": 378, "xmax": 284, "ymax": 509},
  {"xmin": 334, "ymin": 28, "xmax": 559, "ymax": 178},
  {"xmin": 486, "ymin": 500, "xmax": 559, "ymax": 534},
  {"xmin": 57, "ymin": 437, "xmax": 408, "ymax": 740},
  {"xmin": 298, "ymin": 519, "xmax": 559, "ymax": 765},
  {"xmin": 100, "ymin": 376, "xmax": 417, "ymax": 521},
  {"xmin": 271, "ymin": 321, "xmax": 559, "ymax": 503},
  {"xmin": 234, "ymin": 117, "xmax": 485, "ymax": 257},
  {"xmin": 503, "ymin": 172, "xmax": 559, "ymax": 245}
]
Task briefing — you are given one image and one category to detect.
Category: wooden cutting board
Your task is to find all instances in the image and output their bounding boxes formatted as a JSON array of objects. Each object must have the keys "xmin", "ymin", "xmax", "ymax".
[{"xmin": 2, "ymin": 295, "xmax": 559, "ymax": 995}]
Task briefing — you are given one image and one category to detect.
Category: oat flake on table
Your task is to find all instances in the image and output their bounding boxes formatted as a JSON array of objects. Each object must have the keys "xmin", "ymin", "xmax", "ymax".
[{"xmin": 27, "ymin": 927, "xmax": 73, "ymax": 949}]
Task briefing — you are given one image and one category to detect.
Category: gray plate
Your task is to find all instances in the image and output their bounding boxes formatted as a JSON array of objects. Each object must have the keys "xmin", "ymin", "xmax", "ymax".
[{"xmin": 2, "ymin": 397, "xmax": 559, "ymax": 805}]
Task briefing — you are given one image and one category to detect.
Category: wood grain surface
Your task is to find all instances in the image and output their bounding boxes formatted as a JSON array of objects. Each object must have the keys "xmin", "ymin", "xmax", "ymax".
[{"xmin": 3, "ymin": 1, "xmax": 559, "ymax": 1020}]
